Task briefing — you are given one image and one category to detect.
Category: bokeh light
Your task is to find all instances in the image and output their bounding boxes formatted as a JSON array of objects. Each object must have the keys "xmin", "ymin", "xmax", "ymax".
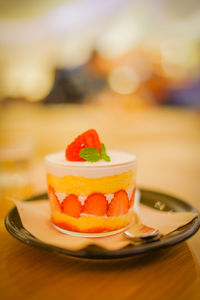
[
  {"xmin": 0, "ymin": 63, "xmax": 53, "ymax": 101},
  {"xmin": 109, "ymin": 66, "xmax": 140, "ymax": 94}
]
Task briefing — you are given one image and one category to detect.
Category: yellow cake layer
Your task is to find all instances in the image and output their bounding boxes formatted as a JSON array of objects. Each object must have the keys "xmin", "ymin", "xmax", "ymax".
[
  {"xmin": 47, "ymin": 170, "xmax": 135, "ymax": 196},
  {"xmin": 52, "ymin": 210, "xmax": 135, "ymax": 232}
]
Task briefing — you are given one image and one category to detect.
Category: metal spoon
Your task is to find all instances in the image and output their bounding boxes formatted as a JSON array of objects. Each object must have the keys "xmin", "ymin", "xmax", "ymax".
[
  {"xmin": 124, "ymin": 223, "xmax": 160, "ymax": 242},
  {"xmin": 124, "ymin": 189, "xmax": 160, "ymax": 242}
]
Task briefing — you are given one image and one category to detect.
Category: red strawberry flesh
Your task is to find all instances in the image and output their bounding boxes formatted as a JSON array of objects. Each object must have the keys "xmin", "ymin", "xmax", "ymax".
[
  {"xmin": 107, "ymin": 190, "xmax": 129, "ymax": 217},
  {"xmin": 62, "ymin": 194, "xmax": 82, "ymax": 218},
  {"xmin": 82, "ymin": 193, "xmax": 108, "ymax": 216},
  {"xmin": 65, "ymin": 129, "xmax": 101, "ymax": 161}
]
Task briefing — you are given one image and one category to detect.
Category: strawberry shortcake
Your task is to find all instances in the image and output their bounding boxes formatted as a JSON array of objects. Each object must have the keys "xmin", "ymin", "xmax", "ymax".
[{"xmin": 45, "ymin": 129, "xmax": 137, "ymax": 237}]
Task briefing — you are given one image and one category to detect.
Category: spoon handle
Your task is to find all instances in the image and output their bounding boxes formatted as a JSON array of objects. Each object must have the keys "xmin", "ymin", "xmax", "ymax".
[{"xmin": 124, "ymin": 223, "xmax": 159, "ymax": 239}]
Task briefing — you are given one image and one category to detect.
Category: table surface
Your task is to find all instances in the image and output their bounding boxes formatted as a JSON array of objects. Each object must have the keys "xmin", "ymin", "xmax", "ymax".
[{"xmin": 0, "ymin": 103, "xmax": 200, "ymax": 300}]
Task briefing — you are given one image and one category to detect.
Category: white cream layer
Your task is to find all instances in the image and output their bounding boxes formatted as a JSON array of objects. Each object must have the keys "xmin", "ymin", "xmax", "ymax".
[{"xmin": 45, "ymin": 150, "xmax": 136, "ymax": 178}]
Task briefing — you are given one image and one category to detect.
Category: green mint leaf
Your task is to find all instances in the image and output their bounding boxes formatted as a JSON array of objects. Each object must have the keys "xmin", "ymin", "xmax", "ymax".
[
  {"xmin": 101, "ymin": 143, "xmax": 111, "ymax": 162},
  {"xmin": 79, "ymin": 148, "xmax": 100, "ymax": 162}
]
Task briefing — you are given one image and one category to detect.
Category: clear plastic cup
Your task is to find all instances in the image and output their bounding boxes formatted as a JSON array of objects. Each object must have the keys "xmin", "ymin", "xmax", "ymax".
[{"xmin": 45, "ymin": 150, "xmax": 137, "ymax": 237}]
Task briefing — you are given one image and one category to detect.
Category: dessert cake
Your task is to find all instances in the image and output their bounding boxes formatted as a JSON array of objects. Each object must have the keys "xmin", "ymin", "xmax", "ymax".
[{"xmin": 45, "ymin": 130, "xmax": 137, "ymax": 236}]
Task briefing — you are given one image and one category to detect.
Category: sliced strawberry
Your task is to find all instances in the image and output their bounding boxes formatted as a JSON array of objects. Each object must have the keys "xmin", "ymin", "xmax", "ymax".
[
  {"xmin": 82, "ymin": 193, "xmax": 107, "ymax": 216},
  {"xmin": 129, "ymin": 186, "xmax": 136, "ymax": 209},
  {"xmin": 62, "ymin": 194, "xmax": 82, "ymax": 218},
  {"xmin": 107, "ymin": 190, "xmax": 129, "ymax": 217},
  {"xmin": 65, "ymin": 129, "xmax": 101, "ymax": 161},
  {"xmin": 65, "ymin": 135, "xmax": 86, "ymax": 161},
  {"xmin": 82, "ymin": 129, "xmax": 101, "ymax": 151},
  {"xmin": 48, "ymin": 185, "xmax": 62, "ymax": 213}
]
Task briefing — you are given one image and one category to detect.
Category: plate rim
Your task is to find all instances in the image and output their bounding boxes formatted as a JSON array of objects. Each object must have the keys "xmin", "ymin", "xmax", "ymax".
[{"xmin": 4, "ymin": 189, "xmax": 200, "ymax": 260}]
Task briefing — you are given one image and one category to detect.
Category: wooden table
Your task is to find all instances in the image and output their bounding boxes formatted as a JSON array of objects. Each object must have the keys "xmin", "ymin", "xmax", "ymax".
[{"xmin": 0, "ymin": 103, "xmax": 200, "ymax": 300}]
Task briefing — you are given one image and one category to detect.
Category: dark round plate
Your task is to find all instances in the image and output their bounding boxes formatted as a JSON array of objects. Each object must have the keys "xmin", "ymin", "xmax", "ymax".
[{"xmin": 5, "ymin": 189, "xmax": 200, "ymax": 260}]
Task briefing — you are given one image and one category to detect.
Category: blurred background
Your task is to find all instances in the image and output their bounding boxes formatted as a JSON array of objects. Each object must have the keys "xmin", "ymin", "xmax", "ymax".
[{"xmin": 0, "ymin": 0, "xmax": 200, "ymax": 222}]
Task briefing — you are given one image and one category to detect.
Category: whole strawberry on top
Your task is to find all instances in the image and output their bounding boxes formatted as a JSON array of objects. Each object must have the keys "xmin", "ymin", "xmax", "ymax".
[{"xmin": 65, "ymin": 129, "xmax": 110, "ymax": 162}]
